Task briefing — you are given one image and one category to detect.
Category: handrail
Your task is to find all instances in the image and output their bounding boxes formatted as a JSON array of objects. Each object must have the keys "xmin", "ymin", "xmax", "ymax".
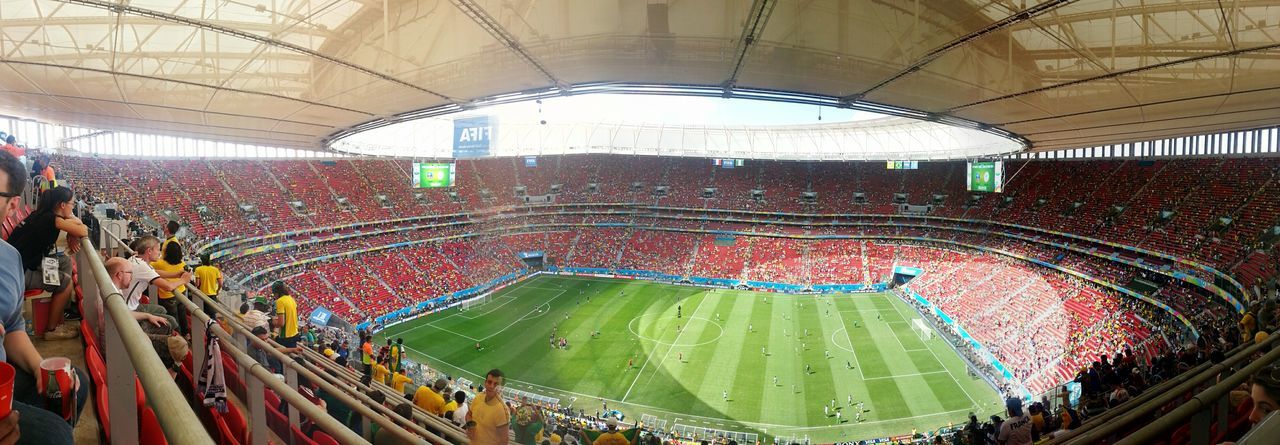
[
  {"xmin": 1045, "ymin": 340, "xmax": 1252, "ymax": 442},
  {"xmin": 168, "ymin": 289, "xmax": 374, "ymax": 444},
  {"xmin": 1060, "ymin": 332, "xmax": 1280, "ymax": 444},
  {"xmin": 294, "ymin": 347, "xmax": 484, "ymax": 445},
  {"xmin": 1117, "ymin": 335, "xmax": 1280, "ymax": 444},
  {"xmin": 175, "ymin": 288, "xmax": 441, "ymax": 445},
  {"xmin": 75, "ymin": 238, "xmax": 215, "ymax": 444}
]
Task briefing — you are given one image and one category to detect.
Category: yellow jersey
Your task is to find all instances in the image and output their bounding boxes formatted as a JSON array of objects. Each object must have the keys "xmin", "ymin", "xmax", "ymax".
[
  {"xmin": 372, "ymin": 363, "xmax": 390, "ymax": 385},
  {"xmin": 150, "ymin": 260, "xmax": 187, "ymax": 299},
  {"xmin": 470, "ymin": 393, "xmax": 510, "ymax": 445},
  {"xmin": 413, "ymin": 386, "xmax": 445, "ymax": 415},
  {"xmin": 194, "ymin": 265, "xmax": 222, "ymax": 296},
  {"xmin": 275, "ymin": 294, "xmax": 299, "ymax": 338},
  {"xmin": 391, "ymin": 373, "xmax": 413, "ymax": 394}
]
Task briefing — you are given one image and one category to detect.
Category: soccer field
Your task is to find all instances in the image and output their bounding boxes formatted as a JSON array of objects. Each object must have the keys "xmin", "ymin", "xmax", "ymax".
[{"xmin": 378, "ymin": 275, "xmax": 1003, "ymax": 442}]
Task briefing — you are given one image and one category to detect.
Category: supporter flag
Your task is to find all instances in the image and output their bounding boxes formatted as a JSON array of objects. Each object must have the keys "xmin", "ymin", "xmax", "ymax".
[{"xmin": 581, "ymin": 426, "xmax": 639, "ymax": 445}]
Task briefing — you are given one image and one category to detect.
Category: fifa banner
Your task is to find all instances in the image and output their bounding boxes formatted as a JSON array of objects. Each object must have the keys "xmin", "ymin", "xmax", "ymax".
[
  {"xmin": 453, "ymin": 116, "xmax": 494, "ymax": 158},
  {"xmin": 308, "ymin": 306, "xmax": 335, "ymax": 327}
]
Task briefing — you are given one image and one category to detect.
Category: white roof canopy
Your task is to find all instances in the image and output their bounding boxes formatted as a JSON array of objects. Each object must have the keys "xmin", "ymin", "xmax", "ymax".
[{"xmin": 0, "ymin": 0, "xmax": 1277, "ymax": 154}]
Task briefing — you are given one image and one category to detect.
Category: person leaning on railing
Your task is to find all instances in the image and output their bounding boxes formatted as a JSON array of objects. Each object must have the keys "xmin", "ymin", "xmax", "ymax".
[{"xmin": 0, "ymin": 151, "xmax": 86, "ymax": 445}]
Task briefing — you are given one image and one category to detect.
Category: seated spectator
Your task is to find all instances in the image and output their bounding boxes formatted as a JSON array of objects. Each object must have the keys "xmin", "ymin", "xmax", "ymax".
[
  {"xmin": 104, "ymin": 256, "xmax": 186, "ymax": 370},
  {"xmin": 7, "ymin": 186, "xmax": 87, "ymax": 340},
  {"xmin": 373, "ymin": 402, "xmax": 416, "ymax": 445},
  {"xmin": 249, "ymin": 326, "xmax": 302, "ymax": 374},
  {"xmin": 241, "ymin": 300, "xmax": 271, "ymax": 332}
]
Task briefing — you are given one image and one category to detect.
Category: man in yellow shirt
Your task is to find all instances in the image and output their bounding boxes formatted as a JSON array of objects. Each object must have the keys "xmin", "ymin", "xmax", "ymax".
[
  {"xmin": 465, "ymin": 369, "xmax": 510, "ymax": 445},
  {"xmin": 193, "ymin": 254, "xmax": 223, "ymax": 297},
  {"xmin": 413, "ymin": 379, "xmax": 447, "ymax": 415},
  {"xmin": 391, "ymin": 369, "xmax": 413, "ymax": 395},
  {"xmin": 372, "ymin": 361, "xmax": 390, "ymax": 386},
  {"xmin": 193, "ymin": 254, "xmax": 224, "ymax": 318},
  {"xmin": 591, "ymin": 419, "xmax": 631, "ymax": 445},
  {"xmin": 272, "ymin": 281, "xmax": 300, "ymax": 348}
]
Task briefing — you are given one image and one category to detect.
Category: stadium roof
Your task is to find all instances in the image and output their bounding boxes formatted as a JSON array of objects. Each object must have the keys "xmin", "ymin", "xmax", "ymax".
[{"xmin": 1, "ymin": 0, "xmax": 1277, "ymax": 154}]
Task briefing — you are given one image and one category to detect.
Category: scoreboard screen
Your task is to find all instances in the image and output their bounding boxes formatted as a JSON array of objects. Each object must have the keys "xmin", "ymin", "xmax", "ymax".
[
  {"xmin": 967, "ymin": 161, "xmax": 1004, "ymax": 192},
  {"xmin": 412, "ymin": 162, "xmax": 456, "ymax": 188}
]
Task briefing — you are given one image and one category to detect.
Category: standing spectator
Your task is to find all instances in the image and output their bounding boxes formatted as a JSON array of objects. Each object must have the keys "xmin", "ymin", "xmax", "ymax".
[
  {"xmin": 272, "ymin": 281, "xmax": 300, "ymax": 348},
  {"xmin": 160, "ymin": 220, "xmax": 182, "ymax": 258},
  {"xmin": 193, "ymin": 253, "xmax": 223, "ymax": 318},
  {"xmin": 414, "ymin": 378, "xmax": 447, "ymax": 416},
  {"xmin": 390, "ymin": 368, "xmax": 413, "ymax": 396},
  {"xmin": 360, "ymin": 334, "xmax": 375, "ymax": 382},
  {"xmin": 7, "ymin": 186, "xmax": 86, "ymax": 339},
  {"xmin": 389, "ymin": 338, "xmax": 403, "ymax": 373},
  {"xmin": 151, "ymin": 240, "xmax": 189, "ymax": 335},
  {"xmin": 0, "ymin": 150, "xmax": 84, "ymax": 444},
  {"xmin": 997, "ymin": 398, "xmax": 1033, "ymax": 445},
  {"xmin": 465, "ymin": 369, "xmax": 511, "ymax": 445},
  {"xmin": 451, "ymin": 390, "xmax": 470, "ymax": 427},
  {"xmin": 1, "ymin": 135, "xmax": 21, "ymax": 159}
]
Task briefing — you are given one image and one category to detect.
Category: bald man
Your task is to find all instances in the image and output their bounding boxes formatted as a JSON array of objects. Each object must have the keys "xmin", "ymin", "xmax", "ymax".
[{"xmin": 105, "ymin": 256, "xmax": 187, "ymax": 370}]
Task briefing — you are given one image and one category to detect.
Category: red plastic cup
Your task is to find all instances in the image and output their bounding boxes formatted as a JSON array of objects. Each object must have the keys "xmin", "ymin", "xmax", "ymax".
[
  {"xmin": 0, "ymin": 362, "xmax": 14, "ymax": 420},
  {"xmin": 39, "ymin": 357, "xmax": 74, "ymax": 423}
]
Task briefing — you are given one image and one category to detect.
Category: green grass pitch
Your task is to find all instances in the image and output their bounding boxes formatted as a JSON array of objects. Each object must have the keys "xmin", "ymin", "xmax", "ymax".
[{"xmin": 378, "ymin": 275, "xmax": 1004, "ymax": 442}]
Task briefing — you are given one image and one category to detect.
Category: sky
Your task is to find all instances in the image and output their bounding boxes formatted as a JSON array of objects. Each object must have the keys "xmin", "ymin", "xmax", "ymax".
[{"xmin": 470, "ymin": 93, "xmax": 883, "ymax": 127}]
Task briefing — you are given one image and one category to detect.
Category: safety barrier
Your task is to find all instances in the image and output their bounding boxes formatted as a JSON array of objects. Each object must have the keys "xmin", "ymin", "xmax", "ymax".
[{"xmin": 73, "ymin": 237, "xmax": 216, "ymax": 444}]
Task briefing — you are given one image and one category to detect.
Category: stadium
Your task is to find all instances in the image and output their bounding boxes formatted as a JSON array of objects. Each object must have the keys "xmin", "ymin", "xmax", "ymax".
[{"xmin": 0, "ymin": 1, "xmax": 1278, "ymax": 445}]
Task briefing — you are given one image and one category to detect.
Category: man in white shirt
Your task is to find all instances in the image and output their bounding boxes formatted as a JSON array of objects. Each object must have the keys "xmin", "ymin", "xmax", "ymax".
[
  {"xmin": 106, "ymin": 255, "xmax": 188, "ymax": 370},
  {"xmin": 451, "ymin": 390, "xmax": 470, "ymax": 427},
  {"xmin": 997, "ymin": 397, "xmax": 1034, "ymax": 445}
]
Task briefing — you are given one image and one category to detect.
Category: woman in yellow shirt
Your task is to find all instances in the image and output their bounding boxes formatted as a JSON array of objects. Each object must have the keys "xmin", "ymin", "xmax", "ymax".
[{"xmin": 151, "ymin": 241, "xmax": 190, "ymax": 335}]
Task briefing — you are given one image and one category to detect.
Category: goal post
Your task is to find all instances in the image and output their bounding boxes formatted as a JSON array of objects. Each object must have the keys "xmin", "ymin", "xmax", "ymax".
[
  {"xmin": 912, "ymin": 318, "xmax": 933, "ymax": 341},
  {"xmin": 462, "ymin": 294, "xmax": 490, "ymax": 311}
]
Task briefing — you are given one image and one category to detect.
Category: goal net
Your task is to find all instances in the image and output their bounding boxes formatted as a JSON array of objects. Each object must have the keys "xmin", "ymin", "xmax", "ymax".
[
  {"xmin": 912, "ymin": 319, "xmax": 933, "ymax": 341},
  {"xmin": 462, "ymin": 294, "xmax": 490, "ymax": 311}
]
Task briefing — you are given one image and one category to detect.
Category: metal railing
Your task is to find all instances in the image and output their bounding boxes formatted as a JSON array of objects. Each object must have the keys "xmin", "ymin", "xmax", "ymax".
[
  {"xmin": 1116, "ymin": 336, "xmax": 1280, "ymax": 445},
  {"xmin": 1056, "ymin": 332, "xmax": 1280, "ymax": 444},
  {"xmin": 176, "ymin": 287, "xmax": 446, "ymax": 445},
  {"xmin": 73, "ymin": 237, "xmax": 216, "ymax": 445}
]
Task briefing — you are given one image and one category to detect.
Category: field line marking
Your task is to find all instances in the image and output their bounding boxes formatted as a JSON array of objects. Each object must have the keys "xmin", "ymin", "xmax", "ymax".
[
  {"xmin": 403, "ymin": 343, "xmax": 971, "ymax": 433},
  {"xmin": 885, "ymin": 293, "xmax": 979, "ymax": 409},
  {"xmin": 863, "ymin": 370, "xmax": 947, "ymax": 380},
  {"xmin": 622, "ymin": 290, "xmax": 710, "ymax": 402},
  {"xmin": 477, "ymin": 290, "xmax": 566, "ymax": 343},
  {"xmin": 832, "ymin": 297, "xmax": 866, "ymax": 380},
  {"xmin": 380, "ymin": 275, "xmax": 547, "ymax": 339}
]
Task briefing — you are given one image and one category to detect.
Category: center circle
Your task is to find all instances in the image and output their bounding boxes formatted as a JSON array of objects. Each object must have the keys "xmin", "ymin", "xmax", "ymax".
[{"xmin": 627, "ymin": 315, "xmax": 724, "ymax": 347}]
